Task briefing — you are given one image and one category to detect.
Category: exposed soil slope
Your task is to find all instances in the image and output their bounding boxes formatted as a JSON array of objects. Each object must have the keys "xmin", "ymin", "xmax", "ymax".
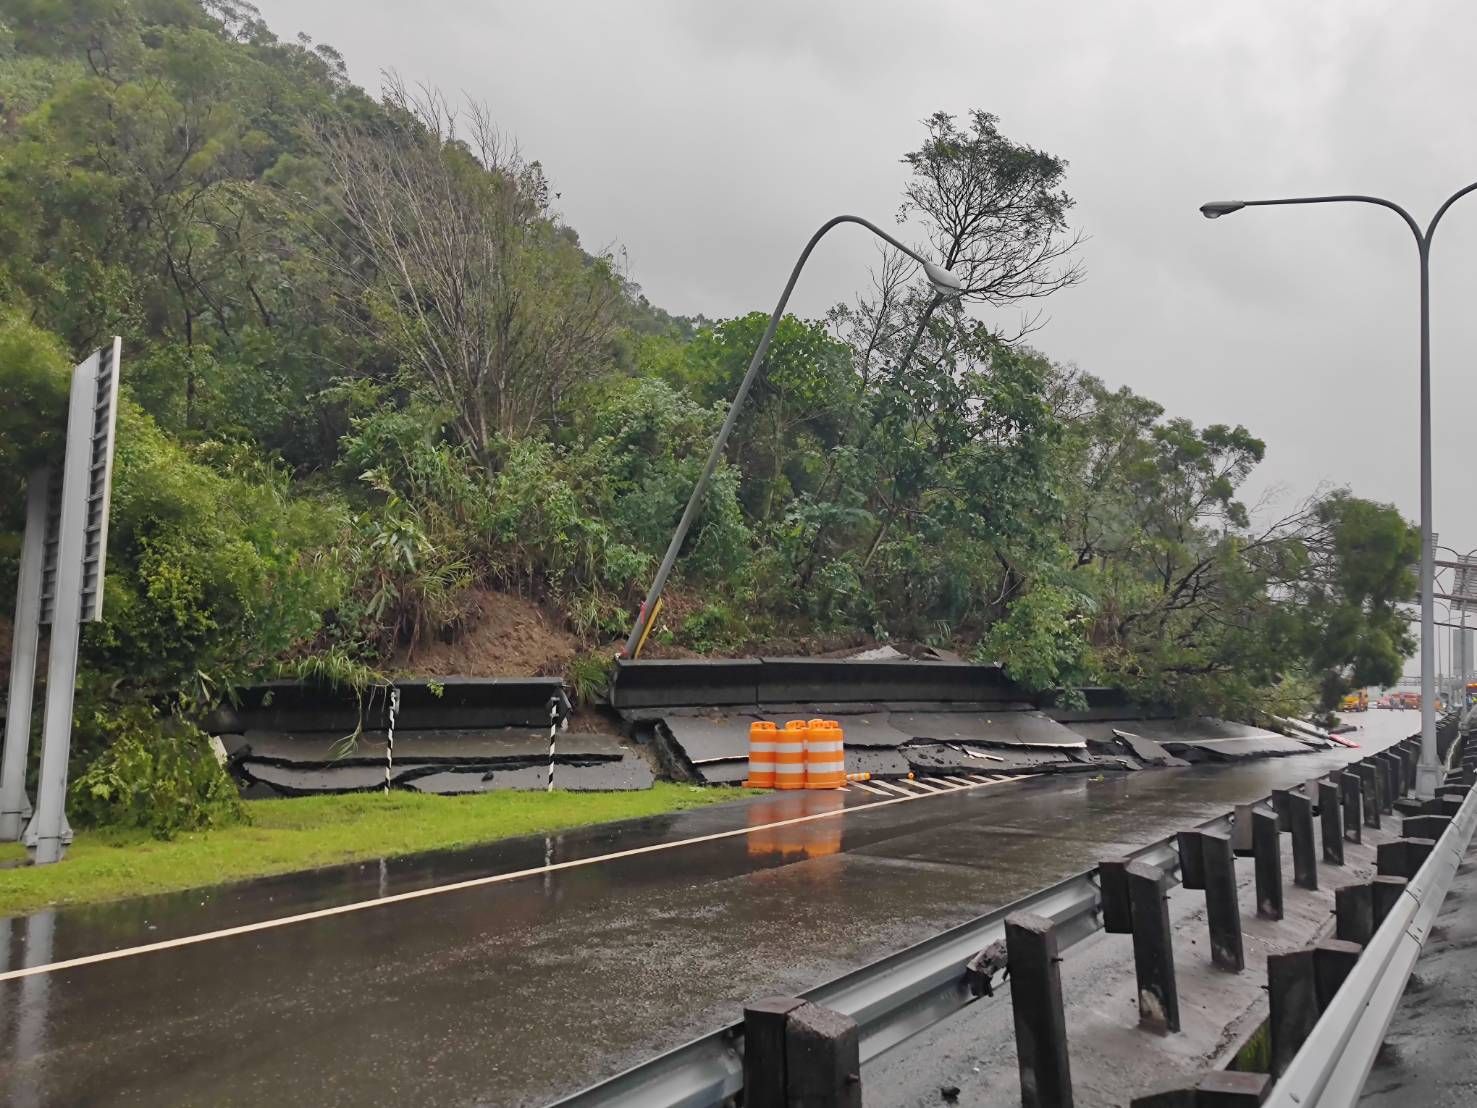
[{"xmin": 389, "ymin": 588, "xmax": 578, "ymax": 677}]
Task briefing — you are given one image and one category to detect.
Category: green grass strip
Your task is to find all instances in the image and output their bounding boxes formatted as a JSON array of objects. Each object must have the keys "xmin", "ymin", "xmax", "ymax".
[{"xmin": 0, "ymin": 784, "xmax": 745, "ymax": 918}]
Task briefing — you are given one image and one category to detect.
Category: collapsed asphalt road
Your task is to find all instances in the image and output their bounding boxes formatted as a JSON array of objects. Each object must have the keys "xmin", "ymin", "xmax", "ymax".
[{"xmin": 0, "ymin": 714, "xmax": 1410, "ymax": 1107}]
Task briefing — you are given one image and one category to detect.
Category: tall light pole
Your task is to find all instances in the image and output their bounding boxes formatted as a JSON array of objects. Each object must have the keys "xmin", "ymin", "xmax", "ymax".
[
  {"xmin": 1201, "ymin": 184, "xmax": 1477, "ymax": 797},
  {"xmin": 620, "ymin": 215, "xmax": 963, "ymax": 659}
]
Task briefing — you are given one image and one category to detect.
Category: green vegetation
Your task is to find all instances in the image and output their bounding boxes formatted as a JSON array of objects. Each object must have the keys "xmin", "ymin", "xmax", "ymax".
[
  {"xmin": 0, "ymin": 0, "xmax": 1419, "ymax": 840},
  {"xmin": 0, "ymin": 784, "xmax": 743, "ymax": 915}
]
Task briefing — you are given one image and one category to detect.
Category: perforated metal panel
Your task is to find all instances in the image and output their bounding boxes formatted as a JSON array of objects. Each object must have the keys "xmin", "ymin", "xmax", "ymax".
[{"xmin": 38, "ymin": 339, "xmax": 121, "ymax": 625}]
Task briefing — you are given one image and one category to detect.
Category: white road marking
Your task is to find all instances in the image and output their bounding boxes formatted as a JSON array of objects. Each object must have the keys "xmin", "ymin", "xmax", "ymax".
[
  {"xmin": 850, "ymin": 781, "xmax": 890, "ymax": 796},
  {"xmin": 0, "ymin": 772, "xmax": 1030, "ymax": 984},
  {"xmin": 868, "ymin": 780, "xmax": 912, "ymax": 797},
  {"xmin": 881, "ymin": 780, "xmax": 925, "ymax": 795}
]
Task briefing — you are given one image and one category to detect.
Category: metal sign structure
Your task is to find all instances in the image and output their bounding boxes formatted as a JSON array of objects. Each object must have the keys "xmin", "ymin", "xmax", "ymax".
[
  {"xmin": 0, "ymin": 339, "xmax": 122, "ymax": 862},
  {"xmin": 0, "ymin": 470, "xmax": 50, "ymax": 840},
  {"xmin": 1450, "ymin": 557, "xmax": 1477, "ymax": 613}
]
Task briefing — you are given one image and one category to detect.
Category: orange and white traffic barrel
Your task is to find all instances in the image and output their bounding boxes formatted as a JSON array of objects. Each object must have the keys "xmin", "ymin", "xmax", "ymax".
[
  {"xmin": 745, "ymin": 720, "xmax": 778, "ymax": 788},
  {"xmin": 804, "ymin": 718, "xmax": 846, "ymax": 789},
  {"xmin": 775, "ymin": 720, "xmax": 808, "ymax": 790}
]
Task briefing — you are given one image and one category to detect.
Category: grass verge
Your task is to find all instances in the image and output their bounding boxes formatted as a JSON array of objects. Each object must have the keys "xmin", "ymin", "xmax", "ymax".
[{"xmin": 0, "ymin": 784, "xmax": 746, "ymax": 917}]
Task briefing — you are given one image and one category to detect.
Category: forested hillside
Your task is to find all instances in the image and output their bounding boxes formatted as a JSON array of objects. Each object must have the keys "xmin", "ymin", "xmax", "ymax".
[{"xmin": 0, "ymin": 0, "xmax": 1418, "ymax": 813}]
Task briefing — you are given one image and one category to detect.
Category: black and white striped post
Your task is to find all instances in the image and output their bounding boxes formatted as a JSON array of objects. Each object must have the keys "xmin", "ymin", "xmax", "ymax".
[
  {"xmin": 384, "ymin": 686, "xmax": 401, "ymax": 793},
  {"xmin": 547, "ymin": 695, "xmax": 566, "ymax": 792}
]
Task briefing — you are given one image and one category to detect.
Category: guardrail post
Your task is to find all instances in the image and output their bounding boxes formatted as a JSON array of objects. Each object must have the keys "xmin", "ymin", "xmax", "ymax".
[
  {"xmin": 1127, "ymin": 861, "xmax": 1180, "ymax": 1033},
  {"xmin": 1373, "ymin": 752, "xmax": 1393, "ymax": 801},
  {"xmin": 744, "ymin": 996, "xmax": 805, "ymax": 1108},
  {"xmin": 1426, "ymin": 796, "xmax": 1463, "ymax": 817},
  {"xmin": 1098, "ymin": 858, "xmax": 1133, "ymax": 934},
  {"xmin": 1198, "ymin": 1072, "xmax": 1273, "ymax": 1104},
  {"xmin": 1253, "ymin": 807, "xmax": 1283, "ymax": 920},
  {"xmin": 1177, "ymin": 830, "xmax": 1205, "ymax": 890},
  {"xmin": 1271, "ymin": 788, "xmax": 1293, "ymax": 831},
  {"xmin": 785, "ymin": 1002, "xmax": 861, "ymax": 1108},
  {"xmin": 1400, "ymin": 839, "xmax": 1435, "ymax": 874},
  {"xmin": 1005, "ymin": 913, "xmax": 1073, "ymax": 1108},
  {"xmin": 1288, "ymin": 790, "xmax": 1317, "ymax": 890},
  {"xmin": 1402, "ymin": 813, "xmax": 1451, "ymax": 840},
  {"xmin": 1232, "ymin": 804, "xmax": 1255, "ymax": 856},
  {"xmin": 1383, "ymin": 751, "xmax": 1405, "ymax": 801},
  {"xmin": 1377, "ymin": 837, "xmax": 1435, "ymax": 880},
  {"xmin": 1356, "ymin": 763, "xmax": 1381, "ymax": 829},
  {"xmin": 1130, "ymin": 1071, "xmax": 1270, "ymax": 1106},
  {"xmin": 1128, "ymin": 1082, "xmax": 1195, "ymax": 1106},
  {"xmin": 1364, "ymin": 758, "xmax": 1386, "ymax": 814},
  {"xmin": 1372, "ymin": 875, "xmax": 1408, "ymax": 927},
  {"xmin": 1313, "ymin": 939, "xmax": 1362, "ymax": 1008},
  {"xmin": 1335, "ymin": 882, "xmax": 1374, "ymax": 944},
  {"xmin": 1201, "ymin": 830, "xmax": 1243, "ymax": 972},
  {"xmin": 1268, "ymin": 948, "xmax": 1318, "ymax": 1076},
  {"xmin": 1318, "ymin": 780, "xmax": 1343, "ymax": 864},
  {"xmin": 1339, "ymin": 772, "xmax": 1362, "ymax": 844}
]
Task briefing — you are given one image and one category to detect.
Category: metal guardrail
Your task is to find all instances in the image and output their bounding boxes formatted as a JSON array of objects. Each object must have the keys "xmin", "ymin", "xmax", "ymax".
[
  {"xmin": 552, "ymin": 811, "xmax": 1233, "ymax": 1107},
  {"xmin": 1266, "ymin": 739, "xmax": 1477, "ymax": 1108}
]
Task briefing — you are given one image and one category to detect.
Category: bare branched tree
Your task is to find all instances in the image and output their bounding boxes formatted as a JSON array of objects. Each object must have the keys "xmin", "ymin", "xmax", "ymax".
[
  {"xmin": 902, "ymin": 110, "xmax": 1084, "ymax": 312},
  {"xmin": 312, "ymin": 76, "xmax": 619, "ymax": 460}
]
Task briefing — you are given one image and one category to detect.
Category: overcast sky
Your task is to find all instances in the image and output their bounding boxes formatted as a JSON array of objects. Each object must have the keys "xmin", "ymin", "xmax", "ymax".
[{"xmin": 259, "ymin": 0, "xmax": 1477, "ymax": 675}]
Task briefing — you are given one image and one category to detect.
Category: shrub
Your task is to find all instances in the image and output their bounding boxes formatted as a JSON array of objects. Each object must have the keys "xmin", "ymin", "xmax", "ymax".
[
  {"xmin": 567, "ymin": 649, "xmax": 615, "ymax": 705},
  {"xmin": 70, "ymin": 706, "xmax": 245, "ymax": 839},
  {"xmin": 85, "ymin": 400, "xmax": 345, "ymax": 708}
]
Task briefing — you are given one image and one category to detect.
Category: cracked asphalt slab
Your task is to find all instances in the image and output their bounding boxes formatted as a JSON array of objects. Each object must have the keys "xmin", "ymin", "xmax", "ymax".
[{"xmin": 0, "ymin": 715, "xmax": 1408, "ymax": 1107}]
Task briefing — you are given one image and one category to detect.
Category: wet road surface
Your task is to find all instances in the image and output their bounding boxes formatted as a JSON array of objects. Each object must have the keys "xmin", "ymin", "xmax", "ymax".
[{"xmin": 0, "ymin": 713, "xmax": 1411, "ymax": 1107}]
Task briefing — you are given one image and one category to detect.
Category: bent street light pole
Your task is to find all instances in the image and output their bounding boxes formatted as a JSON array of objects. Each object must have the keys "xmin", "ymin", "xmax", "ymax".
[
  {"xmin": 1201, "ymin": 184, "xmax": 1477, "ymax": 797},
  {"xmin": 620, "ymin": 215, "xmax": 962, "ymax": 659}
]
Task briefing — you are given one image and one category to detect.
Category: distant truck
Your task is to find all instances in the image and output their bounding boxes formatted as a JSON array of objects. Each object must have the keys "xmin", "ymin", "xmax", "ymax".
[{"xmin": 1339, "ymin": 689, "xmax": 1369, "ymax": 713}]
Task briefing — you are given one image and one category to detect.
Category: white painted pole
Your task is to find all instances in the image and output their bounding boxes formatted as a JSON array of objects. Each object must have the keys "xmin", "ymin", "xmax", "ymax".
[{"xmin": 0, "ymin": 469, "xmax": 50, "ymax": 839}]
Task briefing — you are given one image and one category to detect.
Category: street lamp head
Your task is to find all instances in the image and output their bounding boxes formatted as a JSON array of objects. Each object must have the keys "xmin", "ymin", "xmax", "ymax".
[
  {"xmin": 923, "ymin": 260, "xmax": 964, "ymax": 298},
  {"xmin": 1200, "ymin": 200, "xmax": 1247, "ymax": 220}
]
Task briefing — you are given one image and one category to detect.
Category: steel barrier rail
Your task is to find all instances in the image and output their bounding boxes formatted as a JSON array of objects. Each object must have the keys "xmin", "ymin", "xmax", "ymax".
[
  {"xmin": 1266, "ymin": 741, "xmax": 1477, "ymax": 1108},
  {"xmin": 552, "ymin": 811, "xmax": 1233, "ymax": 1108}
]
